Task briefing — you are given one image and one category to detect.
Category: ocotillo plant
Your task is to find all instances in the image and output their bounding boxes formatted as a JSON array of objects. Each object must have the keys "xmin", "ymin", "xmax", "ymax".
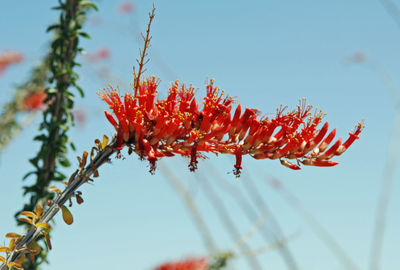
[
  {"xmin": 0, "ymin": 76, "xmax": 363, "ymax": 269},
  {"xmin": 0, "ymin": 3, "xmax": 363, "ymax": 270},
  {"xmin": 13, "ymin": 0, "xmax": 97, "ymax": 269},
  {"xmin": 0, "ymin": 63, "xmax": 363, "ymax": 270}
]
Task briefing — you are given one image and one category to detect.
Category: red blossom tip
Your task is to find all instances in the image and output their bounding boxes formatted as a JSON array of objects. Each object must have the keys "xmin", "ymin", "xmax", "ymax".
[
  {"xmin": 280, "ymin": 159, "xmax": 301, "ymax": 170},
  {"xmin": 104, "ymin": 111, "xmax": 118, "ymax": 129},
  {"xmin": 302, "ymin": 159, "xmax": 339, "ymax": 167}
]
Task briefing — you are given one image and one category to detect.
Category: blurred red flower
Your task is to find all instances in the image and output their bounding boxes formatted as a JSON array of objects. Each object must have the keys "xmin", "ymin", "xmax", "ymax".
[
  {"xmin": 100, "ymin": 77, "xmax": 363, "ymax": 176},
  {"xmin": 87, "ymin": 48, "xmax": 110, "ymax": 62},
  {"xmin": 0, "ymin": 50, "xmax": 23, "ymax": 76},
  {"xmin": 117, "ymin": 2, "xmax": 135, "ymax": 15},
  {"xmin": 73, "ymin": 108, "xmax": 86, "ymax": 127},
  {"xmin": 22, "ymin": 90, "xmax": 47, "ymax": 111},
  {"xmin": 154, "ymin": 258, "xmax": 208, "ymax": 270}
]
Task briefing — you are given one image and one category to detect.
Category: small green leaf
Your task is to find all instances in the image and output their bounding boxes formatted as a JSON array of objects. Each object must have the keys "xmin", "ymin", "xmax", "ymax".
[
  {"xmin": 23, "ymin": 171, "xmax": 37, "ymax": 181},
  {"xmin": 61, "ymin": 206, "xmax": 73, "ymax": 225},
  {"xmin": 80, "ymin": 1, "xmax": 98, "ymax": 11},
  {"xmin": 36, "ymin": 222, "xmax": 51, "ymax": 230},
  {"xmin": 46, "ymin": 24, "xmax": 61, "ymax": 32},
  {"xmin": 75, "ymin": 85, "xmax": 85, "ymax": 97},
  {"xmin": 78, "ymin": 32, "xmax": 91, "ymax": 39}
]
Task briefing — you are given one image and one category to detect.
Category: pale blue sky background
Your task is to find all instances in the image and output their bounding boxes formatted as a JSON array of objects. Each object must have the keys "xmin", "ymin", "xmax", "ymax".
[{"xmin": 1, "ymin": 1, "xmax": 400, "ymax": 270}]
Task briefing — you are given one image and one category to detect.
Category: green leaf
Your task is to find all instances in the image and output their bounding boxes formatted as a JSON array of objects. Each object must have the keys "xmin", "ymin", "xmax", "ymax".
[
  {"xmin": 69, "ymin": 141, "xmax": 76, "ymax": 151},
  {"xmin": 54, "ymin": 171, "xmax": 67, "ymax": 181},
  {"xmin": 51, "ymin": 6, "xmax": 63, "ymax": 10},
  {"xmin": 46, "ymin": 24, "xmax": 61, "ymax": 32},
  {"xmin": 78, "ymin": 32, "xmax": 91, "ymax": 39},
  {"xmin": 51, "ymin": 37, "xmax": 64, "ymax": 50},
  {"xmin": 23, "ymin": 171, "xmax": 37, "ymax": 181},
  {"xmin": 80, "ymin": 1, "xmax": 98, "ymax": 11},
  {"xmin": 28, "ymin": 158, "xmax": 39, "ymax": 169},
  {"xmin": 75, "ymin": 85, "xmax": 84, "ymax": 97},
  {"xmin": 58, "ymin": 156, "xmax": 71, "ymax": 167},
  {"xmin": 61, "ymin": 206, "xmax": 73, "ymax": 225},
  {"xmin": 47, "ymin": 87, "xmax": 58, "ymax": 94},
  {"xmin": 34, "ymin": 134, "xmax": 47, "ymax": 142}
]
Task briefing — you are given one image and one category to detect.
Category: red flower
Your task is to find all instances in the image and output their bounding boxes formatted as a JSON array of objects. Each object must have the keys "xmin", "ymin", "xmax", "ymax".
[
  {"xmin": 99, "ymin": 77, "xmax": 363, "ymax": 176},
  {"xmin": 0, "ymin": 50, "xmax": 23, "ymax": 76},
  {"xmin": 117, "ymin": 2, "xmax": 134, "ymax": 14},
  {"xmin": 22, "ymin": 90, "xmax": 47, "ymax": 111},
  {"xmin": 73, "ymin": 108, "xmax": 86, "ymax": 127},
  {"xmin": 87, "ymin": 48, "xmax": 110, "ymax": 62},
  {"xmin": 154, "ymin": 258, "xmax": 208, "ymax": 270}
]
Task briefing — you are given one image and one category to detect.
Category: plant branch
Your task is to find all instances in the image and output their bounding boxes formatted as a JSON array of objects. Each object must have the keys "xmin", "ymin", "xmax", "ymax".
[
  {"xmin": 0, "ymin": 139, "xmax": 117, "ymax": 270},
  {"xmin": 133, "ymin": 4, "xmax": 155, "ymax": 98},
  {"xmin": 18, "ymin": 1, "xmax": 97, "ymax": 267}
]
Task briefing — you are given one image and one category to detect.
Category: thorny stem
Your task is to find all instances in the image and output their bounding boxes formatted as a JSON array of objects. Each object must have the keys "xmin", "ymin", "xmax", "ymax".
[
  {"xmin": 0, "ymin": 142, "xmax": 117, "ymax": 270},
  {"xmin": 19, "ymin": 1, "xmax": 95, "ymax": 266},
  {"xmin": 133, "ymin": 4, "xmax": 155, "ymax": 98},
  {"xmin": 41, "ymin": 0, "xmax": 79, "ymax": 191}
]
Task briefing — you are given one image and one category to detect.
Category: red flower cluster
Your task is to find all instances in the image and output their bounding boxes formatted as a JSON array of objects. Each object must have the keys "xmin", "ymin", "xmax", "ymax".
[
  {"xmin": 0, "ymin": 50, "xmax": 23, "ymax": 75},
  {"xmin": 100, "ymin": 77, "xmax": 363, "ymax": 176},
  {"xmin": 22, "ymin": 90, "xmax": 47, "ymax": 111},
  {"xmin": 154, "ymin": 258, "xmax": 208, "ymax": 270}
]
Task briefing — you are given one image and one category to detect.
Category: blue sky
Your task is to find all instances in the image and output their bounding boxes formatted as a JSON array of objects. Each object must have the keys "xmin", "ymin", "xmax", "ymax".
[{"xmin": 1, "ymin": 1, "xmax": 400, "ymax": 269}]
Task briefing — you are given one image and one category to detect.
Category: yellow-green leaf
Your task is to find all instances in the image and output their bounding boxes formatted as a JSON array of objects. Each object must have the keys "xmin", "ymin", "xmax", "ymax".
[
  {"xmin": 28, "ymin": 241, "xmax": 42, "ymax": 256},
  {"xmin": 15, "ymin": 254, "xmax": 26, "ymax": 266},
  {"xmin": 8, "ymin": 262, "xmax": 23, "ymax": 269},
  {"xmin": 61, "ymin": 206, "xmax": 73, "ymax": 225},
  {"xmin": 19, "ymin": 211, "xmax": 35, "ymax": 218},
  {"xmin": 101, "ymin": 135, "xmax": 109, "ymax": 149},
  {"xmin": 80, "ymin": 151, "xmax": 88, "ymax": 170},
  {"xmin": 35, "ymin": 222, "xmax": 51, "ymax": 230},
  {"xmin": 49, "ymin": 186, "xmax": 61, "ymax": 193},
  {"xmin": 18, "ymin": 217, "xmax": 32, "ymax": 225},
  {"xmin": 0, "ymin": 256, "xmax": 6, "ymax": 263},
  {"xmin": 35, "ymin": 205, "xmax": 43, "ymax": 219},
  {"xmin": 42, "ymin": 231, "xmax": 52, "ymax": 250},
  {"xmin": 9, "ymin": 238, "xmax": 15, "ymax": 249},
  {"xmin": 0, "ymin": 246, "xmax": 10, "ymax": 253},
  {"xmin": 5, "ymin": 233, "xmax": 21, "ymax": 239}
]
